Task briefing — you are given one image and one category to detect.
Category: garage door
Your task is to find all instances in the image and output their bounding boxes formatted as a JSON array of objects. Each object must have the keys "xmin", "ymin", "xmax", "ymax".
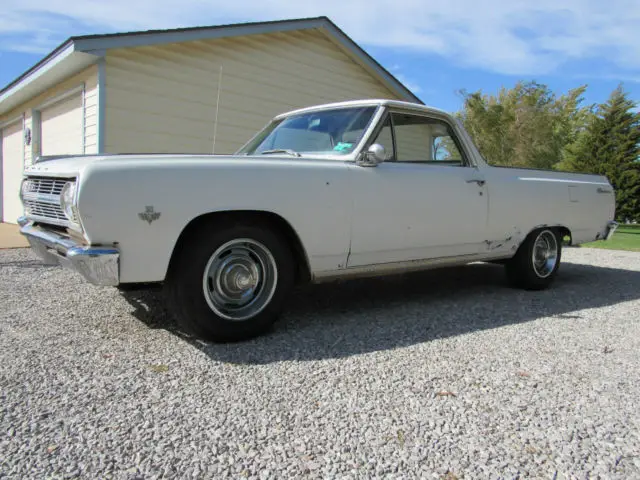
[
  {"xmin": 40, "ymin": 93, "xmax": 83, "ymax": 156},
  {"xmin": 1, "ymin": 121, "xmax": 24, "ymax": 223}
]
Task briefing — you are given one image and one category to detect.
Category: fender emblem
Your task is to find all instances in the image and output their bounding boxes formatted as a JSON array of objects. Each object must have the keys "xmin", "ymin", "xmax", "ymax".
[{"xmin": 139, "ymin": 206, "xmax": 161, "ymax": 224}]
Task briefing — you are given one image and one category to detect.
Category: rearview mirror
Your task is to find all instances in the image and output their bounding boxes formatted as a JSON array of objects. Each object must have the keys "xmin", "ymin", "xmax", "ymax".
[{"xmin": 358, "ymin": 143, "xmax": 386, "ymax": 167}]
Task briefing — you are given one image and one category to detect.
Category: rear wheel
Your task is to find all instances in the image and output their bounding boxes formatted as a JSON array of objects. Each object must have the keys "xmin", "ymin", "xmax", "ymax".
[
  {"xmin": 165, "ymin": 221, "xmax": 295, "ymax": 342},
  {"xmin": 505, "ymin": 228, "xmax": 562, "ymax": 290}
]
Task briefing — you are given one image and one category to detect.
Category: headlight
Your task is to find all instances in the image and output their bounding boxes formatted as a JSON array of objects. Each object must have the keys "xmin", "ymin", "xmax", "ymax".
[
  {"xmin": 60, "ymin": 182, "xmax": 77, "ymax": 222},
  {"xmin": 19, "ymin": 179, "xmax": 32, "ymax": 203}
]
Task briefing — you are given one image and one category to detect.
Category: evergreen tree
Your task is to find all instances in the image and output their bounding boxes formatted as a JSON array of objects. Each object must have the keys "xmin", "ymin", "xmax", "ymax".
[{"xmin": 559, "ymin": 85, "xmax": 640, "ymax": 222}]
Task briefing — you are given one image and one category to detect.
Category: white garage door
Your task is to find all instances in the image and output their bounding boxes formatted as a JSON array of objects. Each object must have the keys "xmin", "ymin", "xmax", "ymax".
[
  {"xmin": 40, "ymin": 93, "xmax": 83, "ymax": 156},
  {"xmin": 1, "ymin": 120, "xmax": 24, "ymax": 223}
]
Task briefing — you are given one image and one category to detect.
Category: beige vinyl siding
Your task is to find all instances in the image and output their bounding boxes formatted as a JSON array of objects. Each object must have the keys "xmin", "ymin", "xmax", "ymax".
[
  {"xmin": 105, "ymin": 28, "xmax": 401, "ymax": 154},
  {"xmin": 1, "ymin": 120, "xmax": 24, "ymax": 223},
  {"xmin": 395, "ymin": 124, "xmax": 434, "ymax": 161},
  {"xmin": 0, "ymin": 65, "xmax": 98, "ymax": 165},
  {"xmin": 83, "ymin": 71, "xmax": 99, "ymax": 154}
]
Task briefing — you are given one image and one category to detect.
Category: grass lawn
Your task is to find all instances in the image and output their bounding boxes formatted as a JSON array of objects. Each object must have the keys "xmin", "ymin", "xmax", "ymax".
[{"xmin": 581, "ymin": 225, "xmax": 640, "ymax": 252}]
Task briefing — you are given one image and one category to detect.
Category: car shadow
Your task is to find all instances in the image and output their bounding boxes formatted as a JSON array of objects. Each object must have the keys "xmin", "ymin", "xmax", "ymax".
[{"xmin": 119, "ymin": 259, "xmax": 640, "ymax": 364}]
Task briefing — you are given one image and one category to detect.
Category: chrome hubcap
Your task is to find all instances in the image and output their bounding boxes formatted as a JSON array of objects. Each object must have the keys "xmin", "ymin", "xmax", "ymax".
[
  {"xmin": 532, "ymin": 230, "xmax": 558, "ymax": 278},
  {"xmin": 202, "ymin": 239, "xmax": 278, "ymax": 321}
]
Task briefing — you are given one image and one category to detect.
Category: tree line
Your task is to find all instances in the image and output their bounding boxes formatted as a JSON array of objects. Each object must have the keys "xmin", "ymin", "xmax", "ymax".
[{"xmin": 454, "ymin": 82, "xmax": 640, "ymax": 222}]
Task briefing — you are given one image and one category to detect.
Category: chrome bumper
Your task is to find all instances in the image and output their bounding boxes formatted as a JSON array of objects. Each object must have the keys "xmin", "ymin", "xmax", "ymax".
[
  {"xmin": 605, "ymin": 220, "xmax": 619, "ymax": 241},
  {"xmin": 18, "ymin": 216, "xmax": 119, "ymax": 286}
]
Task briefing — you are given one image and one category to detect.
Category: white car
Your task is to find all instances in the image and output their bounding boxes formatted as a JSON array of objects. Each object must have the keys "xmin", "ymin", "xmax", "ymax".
[{"xmin": 18, "ymin": 99, "xmax": 618, "ymax": 342}]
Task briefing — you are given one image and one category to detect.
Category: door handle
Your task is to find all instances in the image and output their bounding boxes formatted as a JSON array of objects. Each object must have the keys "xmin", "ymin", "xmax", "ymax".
[{"xmin": 466, "ymin": 179, "xmax": 486, "ymax": 186}]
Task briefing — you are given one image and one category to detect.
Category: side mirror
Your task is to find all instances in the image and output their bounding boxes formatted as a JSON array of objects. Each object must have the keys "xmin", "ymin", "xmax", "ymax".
[{"xmin": 358, "ymin": 143, "xmax": 386, "ymax": 167}]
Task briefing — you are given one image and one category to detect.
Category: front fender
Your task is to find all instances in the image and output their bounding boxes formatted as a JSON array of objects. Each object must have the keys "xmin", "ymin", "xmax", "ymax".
[{"xmin": 76, "ymin": 158, "xmax": 352, "ymax": 283}]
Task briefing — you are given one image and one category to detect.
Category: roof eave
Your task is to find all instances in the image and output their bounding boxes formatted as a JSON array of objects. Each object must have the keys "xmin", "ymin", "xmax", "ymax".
[
  {"xmin": 73, "ymin": 17, "xmax": 422, "ymax": 103},
  {"xmin": 0, "ymin": 43, "xmax": 102, "ymax": 116},
  {"xmin": 317, "ymin": 22, "xmax": 423, "ymax": 104},
  {"xmin": 73, "ymin": 17, "xmax": 330, "ymax": 52},
  {"xmin": 0, "ymin": 16, "xmax": 422, "ymax": 116}
]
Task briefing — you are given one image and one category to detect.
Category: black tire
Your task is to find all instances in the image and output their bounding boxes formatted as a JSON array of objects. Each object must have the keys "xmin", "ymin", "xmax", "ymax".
[
  {"xmin": 165, "ymin": 220, "xmax": 295, "ymax": 342},
  {"xmin": 505, "ymin": 228, "xmax": 562, "ymax": 290}
]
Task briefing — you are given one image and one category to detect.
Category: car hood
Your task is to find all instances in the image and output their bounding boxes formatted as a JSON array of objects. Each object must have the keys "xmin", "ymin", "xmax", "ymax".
[
  {"xmin": 23, "ymin": 152, "xmax": 349, "ymax": 177},
  {"xmin": 24, "ymin": 154, "xmax": 243, "ymax": 177}
]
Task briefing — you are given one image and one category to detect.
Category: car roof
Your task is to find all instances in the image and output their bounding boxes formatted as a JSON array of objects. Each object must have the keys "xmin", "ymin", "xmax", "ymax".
[{"xmin": 273, "ymin": 99, "xmax": 451, "ymax": 120}]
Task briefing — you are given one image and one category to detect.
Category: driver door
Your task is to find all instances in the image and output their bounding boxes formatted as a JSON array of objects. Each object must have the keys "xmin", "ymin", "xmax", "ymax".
[{"xmin": 347, "ymin": 110, "xmax": 489, "ymax": 267}]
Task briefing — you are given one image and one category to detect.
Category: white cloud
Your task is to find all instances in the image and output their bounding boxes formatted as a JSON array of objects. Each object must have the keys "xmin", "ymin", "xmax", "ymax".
[{"xmin": 1, "ymin": 0, "xmax": 640, "ymax": 77}]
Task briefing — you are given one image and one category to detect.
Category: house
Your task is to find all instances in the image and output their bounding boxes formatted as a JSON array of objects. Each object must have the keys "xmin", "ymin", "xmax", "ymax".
[{"xmin": 0, "ymin": 16, "xmax": 420, "ymax": 224}]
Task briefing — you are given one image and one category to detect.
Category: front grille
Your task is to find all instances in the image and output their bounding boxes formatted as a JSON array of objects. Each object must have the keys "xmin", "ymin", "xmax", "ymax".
[
  {"xmin": 23, "ymin": 177, "xmax": 67, "ymax": 196},
  {"xmin": 22, "ymin": 176, "xmax": 76, "ymax": 227},
  {"xmin": 23, "ymin": 199, "xmax": 68, "ymax": 222}
]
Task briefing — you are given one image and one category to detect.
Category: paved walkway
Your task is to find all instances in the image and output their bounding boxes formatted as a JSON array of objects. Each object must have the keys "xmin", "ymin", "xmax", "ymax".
[{"xmin": 0, "ymin": 223, "xmax": 28, "ymax": 249}]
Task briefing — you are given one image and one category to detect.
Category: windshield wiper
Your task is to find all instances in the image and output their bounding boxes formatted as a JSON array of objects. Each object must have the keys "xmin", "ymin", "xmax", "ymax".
[{"xmin": 259, "ymin": 149, "xmax": 301, "ymax": 157}]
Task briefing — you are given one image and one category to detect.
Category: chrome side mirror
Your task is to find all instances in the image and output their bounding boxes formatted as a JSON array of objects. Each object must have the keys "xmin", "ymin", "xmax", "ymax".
[{"xmin": 358, "ymin": 143, "xmax": 386, "ymax": 167}]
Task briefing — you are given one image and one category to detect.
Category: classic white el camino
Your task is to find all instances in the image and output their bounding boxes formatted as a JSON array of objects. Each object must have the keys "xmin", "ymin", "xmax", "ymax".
[{"xmin": 19, "ymin": 99, "xmax": 618, "ymax": 341}]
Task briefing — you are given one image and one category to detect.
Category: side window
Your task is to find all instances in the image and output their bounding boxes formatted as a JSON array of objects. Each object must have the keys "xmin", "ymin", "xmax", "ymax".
[
  {"xmin": 433, "ymin": 136, "xmax": 463, "ymax": 162},
  {"xmin": 369, "ymin": 116, "xmax": 394, "ymax": 161},
  {"xmin": 391, "ymin": 113, "xmax": 465, "ymax": 166}
]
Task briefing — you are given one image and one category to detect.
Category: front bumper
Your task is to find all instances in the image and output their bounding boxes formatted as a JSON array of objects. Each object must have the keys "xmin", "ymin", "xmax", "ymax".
[{"xmin": 18, "ymin": 217, "xmax": 119, "ymax": 286}]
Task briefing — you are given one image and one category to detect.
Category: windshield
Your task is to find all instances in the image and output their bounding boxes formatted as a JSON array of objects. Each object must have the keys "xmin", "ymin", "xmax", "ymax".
[{"xmin": 237, "ymin": 106, "xmax": 378, "ymax": 156}]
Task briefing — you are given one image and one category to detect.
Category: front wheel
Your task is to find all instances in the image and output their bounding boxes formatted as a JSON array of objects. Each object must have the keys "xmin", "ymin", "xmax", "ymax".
[
  {"xmin": 165, "ymin": 221, "xmax": 295, "ymax": 342},
  {"xmin": 505, "ymin": 228, "xmax": 562, "ymax": 290}
]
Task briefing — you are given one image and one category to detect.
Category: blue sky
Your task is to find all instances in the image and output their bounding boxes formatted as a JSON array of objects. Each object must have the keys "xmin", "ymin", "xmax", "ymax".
[{"xmin": 1, "ymin": 1, "xmax": 639, "ymax": 113}]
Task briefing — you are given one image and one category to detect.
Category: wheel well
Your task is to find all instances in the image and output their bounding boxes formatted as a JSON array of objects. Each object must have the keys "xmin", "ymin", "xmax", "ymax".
[
  {"xmin": 167, "ymin": 210, "xmax": 311, "ymax": 284},
  {"xmin": 554, "ymin": 226, "xmax": 572, "ymax": 245},
  {"xmin": 521, "ymin": 225, "xmax": 572, "ymax": 248}
]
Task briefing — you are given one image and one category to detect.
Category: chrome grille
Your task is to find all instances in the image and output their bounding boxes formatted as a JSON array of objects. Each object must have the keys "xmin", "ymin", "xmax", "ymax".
[
  {"xmin": 23, "ymin": 177, "xmax": 67, "ymax": 196},
  {"xmin": 22, "ymin": 176, "xmax": 76, "ymax": 227}
]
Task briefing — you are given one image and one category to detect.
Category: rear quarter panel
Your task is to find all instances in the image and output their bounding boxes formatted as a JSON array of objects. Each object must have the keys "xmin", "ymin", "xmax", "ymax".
[
  {"xmin": 485, "ymin": 166, "xmax": 616, "ymax": 248},
  {"xmin": 75, "ymin": 157, "xmax": 352, "ymax": 283}
]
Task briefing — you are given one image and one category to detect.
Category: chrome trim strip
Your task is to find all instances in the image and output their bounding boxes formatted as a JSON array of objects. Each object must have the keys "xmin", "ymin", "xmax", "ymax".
[
  {"xmin": 312, "ymin": 252, "xmax": 513, "ymax": 283},
  {"xmin": 22, "ymin": 192, "xmax": 60, "ymax": 204},
  {"xmin": 19, "ymin": 219, "xmax": 119, "ymax": 286},
  {"xmin": 518, "ymin": 177, "xmax": 610, "ymax": 186},
  {"xmin": 21, "ymin": 214, "xmax": 70, "ymax": 229}
]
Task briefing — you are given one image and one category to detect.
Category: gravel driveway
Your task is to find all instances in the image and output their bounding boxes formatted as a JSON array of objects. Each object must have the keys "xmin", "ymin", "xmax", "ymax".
[{"xmin": 1, "ymin": 247, "xmax": 639, "ymax": 479}]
